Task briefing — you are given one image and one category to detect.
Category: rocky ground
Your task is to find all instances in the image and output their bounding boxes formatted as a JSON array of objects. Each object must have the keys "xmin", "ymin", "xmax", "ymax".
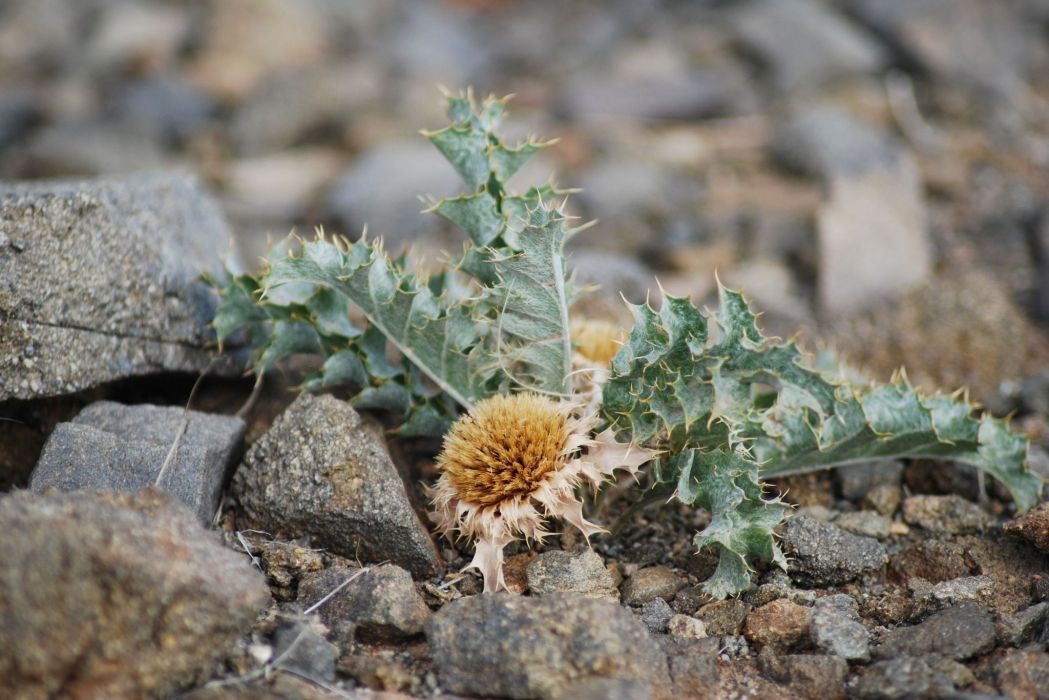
[{"xmin": 4, "ymin": 1, "xmax": 1049, "ymax": 698}]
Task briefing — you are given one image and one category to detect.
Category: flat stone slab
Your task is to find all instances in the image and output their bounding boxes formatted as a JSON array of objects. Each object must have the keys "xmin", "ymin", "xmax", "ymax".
[
  {"xmin": 31, "ymin": 401, "xmax": 245, "ymax": 524},
  {"xmin": 0, "ymin": 172, "xmax": 241, "ymax": 400}
]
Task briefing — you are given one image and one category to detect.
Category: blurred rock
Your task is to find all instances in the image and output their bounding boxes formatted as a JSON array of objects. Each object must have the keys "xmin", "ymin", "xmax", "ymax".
[
  {"xmin": 836, "ymin": 460, "xmax": 904, "ymax": 501},
  {"xmin": 14, "ymin": 122, "xmax": 166, "ymax": 177},
  {"xmin": 272, "ymin": 618, "xmax": 337, "ymax": 683},
  {"xmin": 85, "ymin": 2, "xmax": 190, "ymax": 74},
  {"xmin": 0, "ymin": 173, "xmax": 239, "ymax": 401},
  {"xmin": 665, "ymin": 638, "xmax": 721, "ymax": 697},
  {"xmin": 560, "ymin": 71, "xmax": 738, "ymax": 122},
  {"xmin": 849, "ymin": 657, "xmax": 956, "ymax": 700},
  {"xmin": 850, "ymin": 0, "xmax": 1039, "ymax": 96},
  {"xmin": 695, "ymin": 599, "xmax": 750, "ymax": 637},
  {"xmin": 231, "ymin": 62, "xmax": 382, "ymax": 155},
  {"xmin": 782, "ymin": 516, "xmax": 888, "ymax": 587},
  {"xmin": 873, "ymin": 601, "xmax": 995, "ymax": 660},
  {"xmin": 568, "ymin": 249, "xmax": 654, "ymax": 309},
  {"xmin": 0, "ymin": 489, "xmax": 268, "ymax": 699},
  {"xmin": 901, "ymin": 495, "xmax": 991, "ymax": 534},
  {"xmin": 0, "ymin": 87, "xmax": 37, "ymax": 150},
  {"xmin": 189, "ymin": 0, "xmax": 328, "ymax": 101},
  {"xmin": 667, "ymin": 614, "xmax": 707, "ymax": 640},
  {"xmin": 225, "ymin": 148, "xmax": 343, "ymax": 221},
  {"xmin": 772, "ymin": 105, "xmax": 900, "ymax": 180},
  {"xmin": 621, "ymin": 565, "xmax": 687, "ymax": 606},
  {"xmin": 834, "ymin": 511, "xmax": 891, "ymax": 539},
  {"xmin": 527, "ymin": 549, "xmax": 619, "ymax": 599},
  {"xmin": 324, "ymin": 140, "xmax": 457, "ymax": 252},
  {"xmin": 1005, "ymin": 501, "xmax": 1049, "ymax": 554},
  {"xmin": 817, "ymin": 150, "xmax": 930, "ymax": 316},
  {"xmin": 639, "ymin": 597, "xmax": 676, "ymax": 633},
  {"xmin": 759, "ymin": 653, "xmax": 847, "ymax": 700},
  {"xmin": 296, "ymin": 564, "xmax": 430, "ymax": 644},
  {"xmin": 232, "ymin": 394, "xmax": 440, "ymax": 577},
  {"xmin": 112, "ymin": 76, "xmax": 216, "ymax": 144},
  {"xmin": 427, "ymin": 593, "xmax": 671, "ymax": 699},
  {"xmin": 743, "ymin": 599, "xmax": 813, "ymax": 653},
  {"xmin": 31, "ymin": 401, "xmax": 244, "ymax": 525},
  {"xmin": 731, "ymin": 0, "xmax": 886, "ymax": 92},
  {"xmin": 811, "ymin": 594, "xmax": 869, "ymax": 661},
  {"xmin": 996, "ymin": 649, "xmax": 1049, "ymax": 699}
]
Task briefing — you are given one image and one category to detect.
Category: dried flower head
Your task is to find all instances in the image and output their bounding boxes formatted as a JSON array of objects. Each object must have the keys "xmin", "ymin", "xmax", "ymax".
[{"xmin": 428, "ymin": 392, "xmax": 654, "ymax": 592}]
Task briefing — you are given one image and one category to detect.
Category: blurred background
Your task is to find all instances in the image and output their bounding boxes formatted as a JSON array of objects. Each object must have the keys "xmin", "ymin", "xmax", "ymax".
[{"xmin": 3, "ymin": 0, "xmax": 1049, "ymax": 414}]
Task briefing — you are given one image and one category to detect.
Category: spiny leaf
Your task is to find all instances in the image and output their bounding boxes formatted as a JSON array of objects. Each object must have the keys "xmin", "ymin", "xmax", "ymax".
[{"xmin": 603, "ymin": 280, "xmax": 1042, "ymax": 597}]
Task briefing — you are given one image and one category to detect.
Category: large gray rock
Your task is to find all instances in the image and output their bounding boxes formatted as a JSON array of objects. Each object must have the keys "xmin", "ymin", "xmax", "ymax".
[
  {"xmin": 232, "ymin": 393, "xmax": 441, "ymax": 577},
  {"xmin": 0, "ymin": 173, "xmax": 240, "ymax": 400},
  {"xmin": 297, "ymin": 564, "xmax": 431, "ymax": 644},
  {"xmin": 732, "ymin": 0, "xmax": 886, "ymax": 92},
  {"xmin": 0, "ymin": 489, "xmax": 269, "ymax": 699},
  {"xmin": 773, "ymin": 106, "xmax": 902, "ymax": 180},
  {"xmin": 783, "ymin": 516, "xmax": 888, "ymax": 587},
  {"xmin": 427, "ymin": 593, "xmax": 671, "ymax": 699},
  {"xmin": 873, "ymin": 602, "xmax": 996, "ymax": 661},
  {"xmin": 30, "ymin": 401, "xmax": 245, "ymax": 525},
  {"xmin": 811, "ymin": 594, "xmax": 870, "ymax": 661}
]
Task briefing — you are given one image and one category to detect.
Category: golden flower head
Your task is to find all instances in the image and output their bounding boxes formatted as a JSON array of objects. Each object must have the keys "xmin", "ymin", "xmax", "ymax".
[
  {"xmin": 428, "ymin": 392, "xmax": 655, "ymax": 593},
  {"xmin": 571, "ymin": 319, "xmax": 626, "ymax": 368}
]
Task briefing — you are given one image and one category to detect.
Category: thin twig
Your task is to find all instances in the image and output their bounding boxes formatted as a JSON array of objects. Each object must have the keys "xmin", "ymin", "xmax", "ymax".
[
  {"xmin": 236, "ymin": 372, "xmax": 265, "ymax": 420},
  {"xmin": 155, "ymin": 359, "xmax": 217, "ymax": 487},
  {"xmin": 302, "ymin": 565, "xmax": 376, "ymax": 615},
  {"xmin": 236, "ymin": 531, "xmax": 263, "ymax": 571}
]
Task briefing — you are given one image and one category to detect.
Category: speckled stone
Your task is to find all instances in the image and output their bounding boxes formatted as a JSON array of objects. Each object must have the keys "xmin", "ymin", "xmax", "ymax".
[
  {"xmin": 232, "ymin": 393, "xmax": 440, "ymax": 577},
  {"xmin": 0, "ymin": 173, "xmax": 242, "ymax": 400}
]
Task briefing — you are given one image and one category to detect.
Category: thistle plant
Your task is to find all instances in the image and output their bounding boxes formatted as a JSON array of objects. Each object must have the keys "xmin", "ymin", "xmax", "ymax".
[{"xmin": 211, "ymin": 92, "xmax": 1044, "ymax": 597}]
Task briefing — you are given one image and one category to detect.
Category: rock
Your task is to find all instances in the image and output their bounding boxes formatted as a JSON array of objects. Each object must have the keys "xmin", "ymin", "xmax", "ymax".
[
  {"xmin": 232, "ymin": 394, "xmax": 440, "ymax": 577},
  {"xmin": 272, "ymin": 618, "xmax": 337, "ymax": 683},
  {"xmin": 874, "ymin": 602, "xmax": 996, "ymax": 661},
  {"xmin": 1005, "ymin": 501, "xmax": 1049, "ymax": 554},
  {"xmin": 296, "ymin": 565, "xmax": 430, "ymax": 644},
  {"xmin": 999, "ymin": 601, "xmax": 1049, "ymax": 647},
  {"xmin": 0, "ymin": 87, "xmax": 36, "ymax": 151},
  {"xmin": 224, "ymin": 148, "xmax": 344, "ymax": 223},
  {"xmin": 559, "ymin": 71, "xmax": 738, "ymax": 121},
  {"xmin": 0, "ymin": 489, "xmax": 269, "ymax": 698},
  {"xmin": 817, "ymin": 149, "xmax": 931, "ymax": 316},
  {"xmin": 338, "ymin": 653, "xmax": 414, "ymax": 693},
  {"xmin": 31, "ymin": 401, "xmax": 245, "ymax": 525},
  {"xmin": 667, "ymin": 615, "xmax": 707, "ymax": 640},
  {"xmin": 863, "ymin": 484, "xmax": 903, "ymax": 517},
  {"xmin": 931, "ymin": 575, "xmax": 994, "ymax": 606},
  {"xmin": 527, "ymin": 549, "xmax": 619, "ymax": 599},
  {"xmin": 188, "ymin": 0, "xmax": 327, "ymax": 101},
  {"xmin": 772, "ymin": 106, "xmax": 901, "ymax": 180},
  {"xmin": 249, "ymin": 538, "xmax": 325, "ymax": 601},
  {"xmin": 324, "ymin": 140, "xmax": 457, "ymax": 253},
  {"xmin": 665, "ymin": 639, "xmax": 721, "ymax": 697},
  {"xmin": 902, "ymin": 495, "xmax": 991, "ymax": 534},
  {"xmin": 850, "ymin": 657, "xmax": 956, "ymax": 700},
  {"xmin": 621, "ymin": 565, "xmax": 687, "ymax": 606},
  {"xmin": 811, "ymin": 594, "xmax": 870, "ymax": 661},
  {"xmin": 889, "ymin": 539, "xmax": 976, "ymax": 583},
  {"xmin": 113, "ymin": 75, "xmax": 216, "ymax": 144},
  {"xmin": 639, "ymin": 597, "xmax": 676, "ymax": 633},
  {"xmin": 696, "ymin": 599, "xmax": 750, "ymax": 637},
  {"xmin": 671, "ymin": 584, "xmax": 714, "ymax": 614},
  {"xmin": 85, "ymin": 1, "xmax": 189, "ymax": 74},
  {"xmin": 426, "ymin": 593, "xmax": 671, "ymax": 699},
  {"xmin": 743, "ymin": 599, "xmax": 813, "ymax": 653},
  {"xmin": 996, "ymin": 650, "xmax": 1049, "ymax": 700},
  {"xmin": 836, "ymin": 460, "xmax": 905, "ymax": 501},
  {"xmin": 184, "ymin": 674, "xmax": 368, "ymax": 700},
  {"xmin": 850, "ymin": 0, "xmax": 1036, "ymax": 96},
  {"xmin": 731, "ymin": 0, "xmax": 886, "ymax": 92},
  {"xmin": 231, "ymin": 62, "xmax": 381, "ymax": 155},
  {"xmin": 782, "ymin": 516, "xmax": 888, "ymax": 587},
  {"xmin": 834, "ymin": 510, "xmax": 892, "ymax": 539},
  {"xmin": 0, "ymin": 173, "xmax": 239, "ymax": 401},
  {"xmin": 15, "ymin": 122, "xmax": 167, "ymax": 177},
  {"xmin": 759, "ymin": 653, "xmax": 848, "ymax": 700}
]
